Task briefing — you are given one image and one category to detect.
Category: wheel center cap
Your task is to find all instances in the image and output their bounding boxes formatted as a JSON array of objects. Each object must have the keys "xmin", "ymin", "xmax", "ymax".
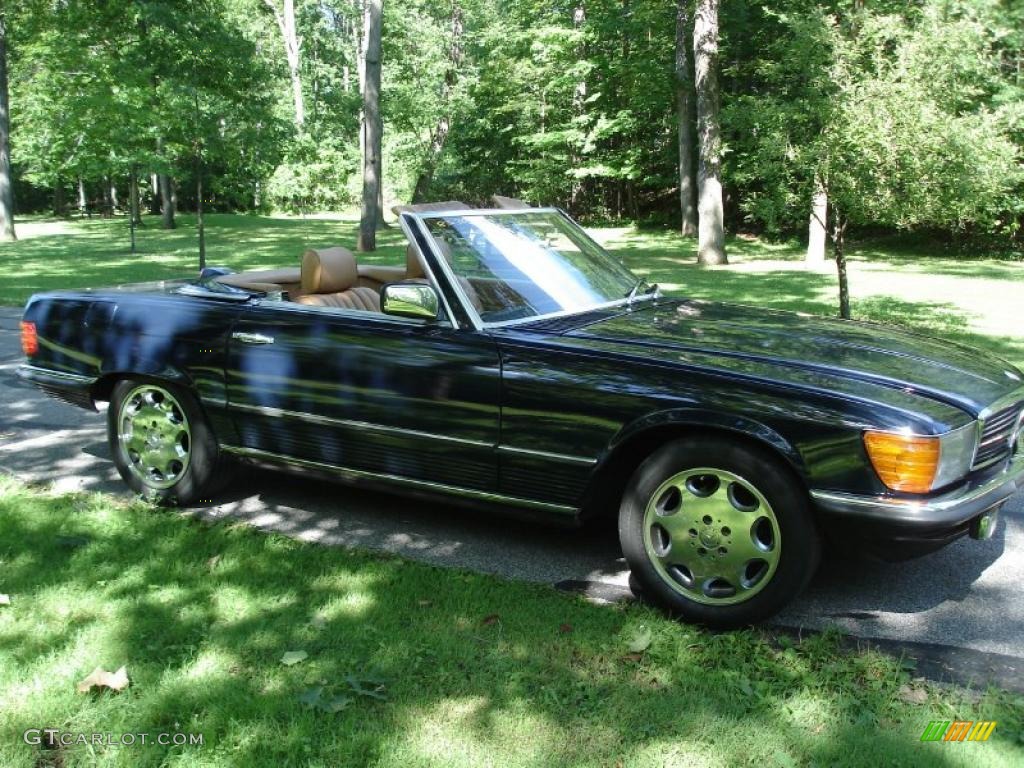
[{"xmin": 699, "ymin": 529, "xmax": 720, "ymax": 548}]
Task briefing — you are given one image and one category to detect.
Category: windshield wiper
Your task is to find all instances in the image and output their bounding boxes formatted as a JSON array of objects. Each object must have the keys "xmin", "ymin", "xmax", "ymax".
[{"xmin": 625, "ymin": 279, "xmax": 659, "ymax": 306}]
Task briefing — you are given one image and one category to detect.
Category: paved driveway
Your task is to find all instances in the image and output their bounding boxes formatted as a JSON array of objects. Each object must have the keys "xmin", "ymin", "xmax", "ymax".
[{"xmin": 2, "ymin": 307, "xmax": 1022, "ymax": 685}]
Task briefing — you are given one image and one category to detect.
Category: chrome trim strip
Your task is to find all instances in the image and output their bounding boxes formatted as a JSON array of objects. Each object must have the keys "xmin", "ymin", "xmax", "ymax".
[
  {"xmin": 484, "ymin": 295, "xmax": 658, "ymax": 330},
  {"xmin": 810, "ymin": 450, "xmax": 1024, "ymax": 526},
  {"xmin": 978, "ymin": 387, "xmax": 1024, "ymax": 421},
  {"xmin": 973, "ymin": 387, "xmax": 1024, "ymax": 470},
  {"xmin": 232, "ymin": 331, "xmax": 275, "ymax": 345},
  {"xmin": 220, "ymin": 445, "xmax": 578, "ymax": 515},
  {"xmin": 229, "ymin": 402, "xmax": 494, "ymax": 448},
  {"xmin": 415, "ymin": 206, "xmax": 564, "ymax": 219},
  {"xmin": 406, "ymin": 213, "xmax": 485, "ymax": 332},
  {"xmin": 397, "ymin": 214, "xmax": 460, "ymax": 328},
  {"xmin": 17, "ymin": 364, "xmax": 95, "ymax": 385},
  {"xmin": 497, "ymin": 444, "xmax": 598, "ymax": 466}
]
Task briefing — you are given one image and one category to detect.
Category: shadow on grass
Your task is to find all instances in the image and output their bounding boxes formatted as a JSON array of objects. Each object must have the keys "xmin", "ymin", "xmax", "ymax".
[{"xmin": 3, "ymin": 482, "xmax": 1019, "ymax": 767}]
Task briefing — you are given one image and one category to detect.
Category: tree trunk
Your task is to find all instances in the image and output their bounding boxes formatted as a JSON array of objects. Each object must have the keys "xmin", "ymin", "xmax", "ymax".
[
  {"xmin": 196, "ymin": 156, "xmax": 206, "ymax": 271},
  {"xmin": 265, "ymin": 0, "xmax": 305, "ymax": 129},
  {"xmin": 109, "ymin": 179, "xmax": 119, "ymax": 211},
  {"xmin": 129, "ymin": 169, "xmax": 142, "ymax": 226},
  {"xmin": 358, "ymin": 0, "xmax": 383, "ymax": 252},
  {"xmin": 78, "ymin": 178, "xmax": 87, "ymax": 216},
  {"xmin": 831, "ymin": 210, "xmax": 851, "ymax": 319},
  {"xmin": 149, "ymin": 172, "xmax": 161, "ymax": 214},
  {"xmin": 675, "ymin": 0, "xmax": 697, "ymax": 238},
  {"xmin": 0, "ymin": 12, "xmax": 15, "ymax": 241},
  {"xmin": 159, "ymin": 174, "xmax": 176, "ymax": 229},
  {"xmin": 53, "ymin": 181, "xmax": 65, "ymax": 218},
  {"xmin": 412, "ymin": 3, "xmax": 463, "ymax": 203},
  {"xmin": 693, "ymin": 0, "xmax": 726, "ymax": 265},
  {"xmin": 806, "ymin": 176, "xmax": 827, "ymax": 263},
  {"xmin": 102, "ymin": 177, "xmax": 114, "ymax": 217}
]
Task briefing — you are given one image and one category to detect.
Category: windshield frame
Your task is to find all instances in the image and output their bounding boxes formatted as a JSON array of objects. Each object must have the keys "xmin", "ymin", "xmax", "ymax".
[{"xmin": 406, "ymin": 207, "xmax": 648, "ymax": 330}]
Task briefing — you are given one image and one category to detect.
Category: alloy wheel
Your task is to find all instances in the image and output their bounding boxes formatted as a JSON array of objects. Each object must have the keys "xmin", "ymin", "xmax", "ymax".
[
  {"xmin": 642, "ymin": 467, "xmax": 781, "ymax": 606},
  {"xmin": 117, "ymin": 384, "xmax": 192, "ymax": 490}
]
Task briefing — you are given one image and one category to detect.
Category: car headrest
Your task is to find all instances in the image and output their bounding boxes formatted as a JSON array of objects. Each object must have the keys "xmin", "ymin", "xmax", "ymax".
[
  {"xmin": 301, "ymin": 247, "xmax": 358, "ymax": 294},
  {"xmin": 406, "ymin": 244, "xmax": 426, "ymax": 279},
  {"xmin": 406, "ymin": 239, "xmax": 454, "ymax": 280}
]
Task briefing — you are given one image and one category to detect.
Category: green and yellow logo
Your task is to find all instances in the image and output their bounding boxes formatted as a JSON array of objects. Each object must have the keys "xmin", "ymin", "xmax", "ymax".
[{"xmin": 920, "ymin": 720, "xmax": 997, "ymax": 742}]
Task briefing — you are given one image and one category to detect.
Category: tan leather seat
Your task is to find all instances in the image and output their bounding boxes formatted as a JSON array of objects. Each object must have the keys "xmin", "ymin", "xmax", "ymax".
[
  {"xmin": 296, "ymin": 247, "xmax": 381, "ymax": 312},
  {"xmin": 406, "ymin": 242, "xmax": 484, "ymax": 313}
]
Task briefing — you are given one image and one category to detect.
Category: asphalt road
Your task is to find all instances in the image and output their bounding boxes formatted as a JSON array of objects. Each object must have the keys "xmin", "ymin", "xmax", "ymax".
[{"xmin": 3, "ymin": 306, "xmax": 1022, "ymax": 686}]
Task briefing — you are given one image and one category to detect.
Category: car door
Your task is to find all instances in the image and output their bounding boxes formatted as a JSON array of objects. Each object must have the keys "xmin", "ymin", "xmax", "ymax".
[{"xmin": 224, "ymin": 300, "xmax": 501, "ymax": 492}]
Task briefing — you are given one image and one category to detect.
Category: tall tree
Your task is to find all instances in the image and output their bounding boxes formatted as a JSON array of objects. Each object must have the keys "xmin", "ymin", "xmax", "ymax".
[
  {"xmin": 263, "ymin": 0, "xmax": 305, "ymax": 129},
  {"xmin": 411, "ymin": 2, "xmax": 463, "ymax": 203},
  {"xmin": 358, "ymin": 0, "xmax": 383, "ymax": 251},
  {"xmin": 0, "ymin": 11, "xmax": 15, "ymax": 241},
  {"xmin": 806, "ymin": 175, "xmax": 827, "ymax": 262},
  {"xmin": 693, "ymin": 0, "xmax": 725, "ymax": 264},
  {"xmin": 675, "ymin": 0, "xmax": 697, "ymax": 237}
]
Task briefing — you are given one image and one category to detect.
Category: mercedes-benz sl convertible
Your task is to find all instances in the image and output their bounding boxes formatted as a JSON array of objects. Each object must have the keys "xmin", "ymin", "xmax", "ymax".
[{"xmin": 18, "ymin": 204, "xmax": 1024, "ymax": 627}]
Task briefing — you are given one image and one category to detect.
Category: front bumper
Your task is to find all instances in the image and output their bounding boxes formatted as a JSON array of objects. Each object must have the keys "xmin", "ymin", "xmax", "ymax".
[{"xmin": 810, "ymin": 451, "xmax": 1024, "ymax": 558}]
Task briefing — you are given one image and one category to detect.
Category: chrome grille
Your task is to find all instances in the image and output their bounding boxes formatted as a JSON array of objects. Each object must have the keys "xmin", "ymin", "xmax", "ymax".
[{"xmin": 973, "ymin": 403, "xmax": 1023, "ymax": 469}]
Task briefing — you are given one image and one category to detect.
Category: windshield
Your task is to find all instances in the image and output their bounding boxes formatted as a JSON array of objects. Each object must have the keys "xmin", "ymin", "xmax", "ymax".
[{"xmin": 420, "ymin": 210, "xmax": 639, "ymax": 325}]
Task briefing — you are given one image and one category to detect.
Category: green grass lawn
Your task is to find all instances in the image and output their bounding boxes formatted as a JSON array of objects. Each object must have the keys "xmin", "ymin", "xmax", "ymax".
[
  {"xmin": 1, "ymin": 476, "xmax": 1022, "ymax": 767},
  {"xmin": 3, "ymin": 211, "xmax": 1022, "ymax": 369}
]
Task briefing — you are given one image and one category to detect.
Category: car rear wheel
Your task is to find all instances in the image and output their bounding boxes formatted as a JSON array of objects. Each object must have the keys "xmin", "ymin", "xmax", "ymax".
[
  {"xmin": 107, "ymin": 379, "xmax": 229, "ymax": 505},
  {"xmin": 619, "ymin": 435, "xmax": 819, "ymax": 628}
]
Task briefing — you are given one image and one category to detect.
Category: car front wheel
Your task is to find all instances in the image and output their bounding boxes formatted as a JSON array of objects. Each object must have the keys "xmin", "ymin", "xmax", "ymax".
[
  {"xmin": 107, "ymin": 378, "xmax": 229, "ymax": 505},
  {"xmin": 619, "ymin": 435, "xmax": 820, "ymax": 628}
]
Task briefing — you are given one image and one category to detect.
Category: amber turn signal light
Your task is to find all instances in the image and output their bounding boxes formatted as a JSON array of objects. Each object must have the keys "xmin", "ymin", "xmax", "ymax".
[
  {"xmin": 863, "ymin": 431, "xmax": 940, "ymax": 494},
  {"xmin": 20, "ymin": 321, "xmax": 38, "ymax": 357}
]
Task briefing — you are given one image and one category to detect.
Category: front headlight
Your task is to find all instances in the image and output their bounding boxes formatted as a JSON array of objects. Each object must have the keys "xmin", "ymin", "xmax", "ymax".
[{"xmin": 863, "ymin": 423, "xmax": 978, "ymax": 494}]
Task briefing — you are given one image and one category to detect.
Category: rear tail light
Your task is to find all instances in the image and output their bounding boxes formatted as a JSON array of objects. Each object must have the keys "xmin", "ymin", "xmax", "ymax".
[{"xmin": 20, "ymin": 321, "xmax": 38, "ymax": 356}]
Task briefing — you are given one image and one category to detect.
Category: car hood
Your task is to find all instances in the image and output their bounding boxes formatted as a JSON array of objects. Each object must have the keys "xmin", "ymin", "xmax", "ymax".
[{"xmin": 559, "ymin": 299, "xmax": 1023, "ymax": 416}]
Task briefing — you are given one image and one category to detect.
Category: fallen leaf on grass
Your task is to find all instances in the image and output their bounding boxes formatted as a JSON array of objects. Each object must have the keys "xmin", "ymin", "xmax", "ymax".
[
  {"xmin": 77, "ymin": 666, "xmax": 129, "ymax": 693},
  {"xmin": 898, "ymin": 684, "xmax": 928, "ymax": 705},
  {"xmin": 622, "ymin": 652, "xmax": 644, "ymax": 663},
  {"xmin": 559, "ymin": 623, "xmax": 573, "ymax": 634},
  {"xmin": 417, "ymin": 599, "xmax": 432, "ymax": 608},
  {"xmin": 481, "ymin": 614, "xmax": 500, "ymax": 626},
  {"xmin": 0, "ymin": 594, "xmax": 10, "ymax": 606},
  {"xmin": 206, "ymin": 555, "xmax": 222, "ymax": 571},
  {"xmin": 297, "ymin": 686, "xmax": 354, "ymax": 713},
  {"xmin": 321, "ymin": 695, "xmax": 353, "ymax": 713},
  {"xmin": 626, "ymin": 626, "xmax": 652, "ymax": 653},
  {"xmin": 298, "ymin": 687, "xmax": 324, "ymax": 707},
  {"xmin": 345, "ymin": 674, "xmax": 388, "ymax": 701},
  {"xmin": 281, "ymin": 650, "xmax": 309, "ymax": 666}
]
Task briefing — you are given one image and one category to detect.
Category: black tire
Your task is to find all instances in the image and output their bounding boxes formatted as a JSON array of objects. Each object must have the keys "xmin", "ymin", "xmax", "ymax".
[
  {"xmin": 619, "ymin": 435, "xmax": 820, "ymax": 628},
  {"xmin": 107, "ymin": 378, "xmax": 232, "ymax": 506}
]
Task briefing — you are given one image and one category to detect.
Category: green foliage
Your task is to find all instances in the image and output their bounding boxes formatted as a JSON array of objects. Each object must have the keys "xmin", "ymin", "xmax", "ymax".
[
  {"xmin": 4, "ymin": 0, "xmax": 1022, "ymax": 243},
  {"xmin": 264, "ymin": 134, "xmax": 359, "ymax": 213},
  {"xmin": 723, "ymin": 1, "xmax": 1022, "ymax": 238}
]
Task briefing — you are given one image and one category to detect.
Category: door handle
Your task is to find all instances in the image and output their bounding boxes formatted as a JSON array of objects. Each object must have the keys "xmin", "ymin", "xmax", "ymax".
[{"xmin": 232, "ymin": 332, "xmax": 275, "ymax": 345}]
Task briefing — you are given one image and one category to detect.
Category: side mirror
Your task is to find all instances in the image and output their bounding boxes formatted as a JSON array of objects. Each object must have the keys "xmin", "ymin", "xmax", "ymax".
[{"xmin": 381, "ymin": 282, "xmax": 440, "ymax": 321}]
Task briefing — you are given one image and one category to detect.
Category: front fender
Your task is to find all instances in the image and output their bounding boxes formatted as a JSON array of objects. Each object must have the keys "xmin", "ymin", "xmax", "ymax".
[{"xmin": 599, "ymin": 407, "xmax": 809, "ymax": 482}]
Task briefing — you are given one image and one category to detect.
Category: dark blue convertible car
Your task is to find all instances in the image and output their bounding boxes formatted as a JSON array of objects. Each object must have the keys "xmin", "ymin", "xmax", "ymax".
[{"xmin": 17, "ymin": 204, "xmax": 1024, "ymax": 626}]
